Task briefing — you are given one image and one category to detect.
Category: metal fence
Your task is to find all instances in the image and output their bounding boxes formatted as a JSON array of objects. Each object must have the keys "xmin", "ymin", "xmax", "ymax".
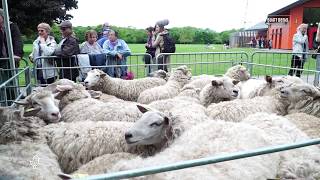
[{"xmin": 0, "ymin": 58, "xmax": 31, "ymax": 106}]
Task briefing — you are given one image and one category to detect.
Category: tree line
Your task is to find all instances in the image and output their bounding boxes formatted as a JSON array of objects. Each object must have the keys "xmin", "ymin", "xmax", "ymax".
[{"xmin": 23, "ymin": 24, "xmax": 240, "ymax": 45}]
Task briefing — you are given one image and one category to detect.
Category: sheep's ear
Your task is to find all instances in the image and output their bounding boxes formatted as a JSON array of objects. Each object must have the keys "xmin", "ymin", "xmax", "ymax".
[
  {"xmin": 265, "ymin": 75, "xmax": 272, "ymax": 83},
  {"xmin": 87, "ymin": 90, "xmax": 102, "ymax": 99},
  {"xmin": 232, "ymin": 80, "xmax": 240, "ymax": 85},
  {"xmin": 136, "ymin": 105, "xmax": 150, "ymax": 114},
  {"xmin": 164, "ymin": 116, "xmax": 170, "ymax": 125},
  {"xmin": 23, "ymin": 107, "xmax": 41, "ymax": 117},
  {"xmin": 14, "ymin": 99, "xmax": 30, "ymax": 106},
  {"xmin": 56, "ymin": 85, "xmax": 73, "ymax": 92},
  {"xmin": 212, "ymin": 80, "xmax": 223, "ymax": 86}
]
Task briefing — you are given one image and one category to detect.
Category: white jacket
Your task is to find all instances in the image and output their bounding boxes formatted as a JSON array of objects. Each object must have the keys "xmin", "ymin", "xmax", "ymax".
[
  {"xmin": 292, "ymin": 31, "xmax": 309, "ymax": 59},
  {"xmin": 30, "ymin": 36, "xmax": 57, "ymax": 79}
]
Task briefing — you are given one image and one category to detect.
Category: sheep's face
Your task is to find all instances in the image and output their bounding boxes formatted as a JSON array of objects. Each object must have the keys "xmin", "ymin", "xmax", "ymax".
[
  {"xmin": 271, "ymin": 76, "xmax": 303, "ymax": 90},
  {"xmin": 280, "ymin": 84, "xmax": 320, "ymax": 103},
  {"xmin": 84, "ymin": 69, "xmax": 106, "ymax": 88},
  {"xmin": 125, "ymin": 105, "xmax": 169, "ymax": 146},
  {"xmin": 211, "ymin": 76, "xmax": 240, "ymax": 100},
  {"xmin": 169, "ymin": 66, "xmax": 192, "ymax": 85},
  {"xmin": 15, "ymin": 90, "xmax": 61, "ymax": 123}
]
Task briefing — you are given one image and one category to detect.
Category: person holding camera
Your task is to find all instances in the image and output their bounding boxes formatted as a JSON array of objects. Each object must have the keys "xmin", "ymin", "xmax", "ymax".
[{"xmin": 288, "ymin": 23, "xmax": 309, "ymax": 77}]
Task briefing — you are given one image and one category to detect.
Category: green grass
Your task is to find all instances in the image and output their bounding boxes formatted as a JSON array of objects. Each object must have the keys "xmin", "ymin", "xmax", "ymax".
[{"xmin": 20, "ymin": 43, "xmax": 317, "ymax": 79}]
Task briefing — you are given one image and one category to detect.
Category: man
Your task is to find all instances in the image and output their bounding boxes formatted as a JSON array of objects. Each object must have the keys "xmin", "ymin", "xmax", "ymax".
[
  {"xmin": 54, "ymin": 21, "xmax": 80, "ymax": 82},
  {"xmin": 102, "ymin": 30, "xmax": 131, "ymax": 78},
  {"xmin": 288, "ymin": 23, "xmax": 309, "ymax": 77},
  {"xmin": 0, "ymin": 8, "xmax": 23, "ymax": 105},
  {"xmin": 97, "ymin": 22, "xmax": 111, "ymax": 47}
]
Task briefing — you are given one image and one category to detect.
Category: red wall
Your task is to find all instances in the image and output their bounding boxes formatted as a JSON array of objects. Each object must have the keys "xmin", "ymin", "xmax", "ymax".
[{"xmin": 268, "ymin": 0, "xmax": 320, "ymax": 49}]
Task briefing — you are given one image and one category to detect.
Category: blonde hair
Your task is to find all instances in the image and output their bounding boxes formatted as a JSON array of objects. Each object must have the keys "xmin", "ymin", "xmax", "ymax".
[
  {"xmin": 37, "ymin": 23, "xmax": 51, "ymax": 33},
  {"xmin": 85, "ymin": 30, "xmax": 98, "ymax": 41},
  {"xmin": 297, "ymin": 23, "xmax": 308, "ymax": 32}
]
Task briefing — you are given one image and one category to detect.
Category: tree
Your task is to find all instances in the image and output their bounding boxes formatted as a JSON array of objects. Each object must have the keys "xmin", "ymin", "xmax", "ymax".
[{"xmin": 2, "ymin": 0, "xmax": 78, "ymax": 35}]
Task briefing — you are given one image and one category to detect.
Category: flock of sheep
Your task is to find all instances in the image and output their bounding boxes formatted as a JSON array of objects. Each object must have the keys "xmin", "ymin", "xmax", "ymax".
[{"xmin": 1, "ymin": 64, "xmax": 320, "ymax": 180}]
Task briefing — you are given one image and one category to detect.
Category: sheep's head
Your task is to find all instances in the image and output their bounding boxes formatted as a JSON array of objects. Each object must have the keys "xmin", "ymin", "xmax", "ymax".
[
  {"xmin": 84, "ymin": 69, "xmax": 107, "ymax": 88},
  {"xmin": 14, "ymin": 90, "xmax": 60, "ymax": 123},
  {"xmin": 168, "ymin": 65, "xmax": 192, "ymax": 86},
  {"xmin": 210, "ymin": 76, "xmax": 240, "ymax": 99},
  {"xmin": 226, "ymin": 65, "xmax": 250, "ymax": 81},
  {"xmin": 279, "ymin": 83, "xmax": 320, "ymax": 103},
  {"xmin": 149, "ymin": 69, "xmax": 169, "ymax": 80},
  {"xmin": 124, "ymin": 105, "xmax": 170, "ymax": 146}
]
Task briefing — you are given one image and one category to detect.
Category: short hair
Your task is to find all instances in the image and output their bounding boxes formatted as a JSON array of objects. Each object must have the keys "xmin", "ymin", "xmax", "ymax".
[
  {"xmin": 37, "ymin": 23, "xmax": 51, "ymax": 33},
  {"xmin": 85, "ymin": 30, "xmax": 98, "ymax": 41},
  {"xmin": 146, "ymin": 26, "xmax": 154, "ymax": 33},
  {"xmin": 109, "ymin": 29, "xmax": 118, "ymax": 38}
]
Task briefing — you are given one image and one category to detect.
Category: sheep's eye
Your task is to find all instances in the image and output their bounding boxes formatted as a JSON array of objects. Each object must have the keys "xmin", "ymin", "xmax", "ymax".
[{"xmin": 150, "ymin": 122, "xmax": 161, "ymax": 127}]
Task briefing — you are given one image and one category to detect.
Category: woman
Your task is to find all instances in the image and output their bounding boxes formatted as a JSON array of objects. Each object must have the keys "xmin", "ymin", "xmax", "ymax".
[
  {"xmin": 29, "ymin": 23, "xmax": 57, "ymax": 85},
  {"xmin": 144, "ymin": 26, "xmax": 156, "ymax": 75},
  {"xmin": 152, "ymin": 19, "xmax": 170, "ymax": 72},
  {"xmin": 80, "ymin": 30, "xmax": 103, "ymax": 54}
]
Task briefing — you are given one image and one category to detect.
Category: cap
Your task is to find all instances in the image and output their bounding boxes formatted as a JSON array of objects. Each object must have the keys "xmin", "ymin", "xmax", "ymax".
[
  {"xmin": 156, "ymin": 19, "xmax": 169, "ymax": 27},
  {"xmin": 59, "ymin": 21, "xmax": 72, "ymax": 28}
]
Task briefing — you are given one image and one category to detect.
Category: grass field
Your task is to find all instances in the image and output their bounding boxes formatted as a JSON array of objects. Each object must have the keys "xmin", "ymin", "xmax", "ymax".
[{"xmin": 19, "ymin": 43, "xmax": 317, "ymax": 81}]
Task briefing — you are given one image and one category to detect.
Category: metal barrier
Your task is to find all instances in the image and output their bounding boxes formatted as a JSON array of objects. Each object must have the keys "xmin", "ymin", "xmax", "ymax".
[
  {"xmin": 75, "ymin": 138, "xmax": 320, "ymax": 180},
  {"xmin": 0, "ymin": 58, "xmax": 31, "ymax": 107},
  {"xmin": 156, "ymin": 52, "xmax": 249, "ymax": 76},
  {"xmin": 250, "ymin": 51, "xmax": 320, "ymax": 85}
]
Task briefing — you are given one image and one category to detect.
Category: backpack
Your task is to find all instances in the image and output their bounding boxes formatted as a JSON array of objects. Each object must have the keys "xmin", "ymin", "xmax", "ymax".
[{"xmin": 161, "ymin": 33, "xmax": 176, "ymax": 53}]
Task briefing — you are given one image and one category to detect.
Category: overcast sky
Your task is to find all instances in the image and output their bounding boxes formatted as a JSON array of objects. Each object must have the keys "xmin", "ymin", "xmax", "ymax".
[{"xmin": 69, "ymin": 0, "xmax": 297, "ymax": 32}]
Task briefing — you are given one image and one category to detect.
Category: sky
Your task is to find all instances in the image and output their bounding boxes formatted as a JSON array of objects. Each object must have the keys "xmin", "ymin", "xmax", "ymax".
[{"xmin": 69, "ymin": 0, "xmax": 298, "ymax": 32}]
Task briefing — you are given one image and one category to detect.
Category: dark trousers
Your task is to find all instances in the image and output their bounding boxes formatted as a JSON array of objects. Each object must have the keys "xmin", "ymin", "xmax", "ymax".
[
  {"xmin": 0, "ymin": 60, "xmax": 18, "ymax": 106},
  {"xmin": 288, "ymin": 55, "xmax": 305, "ymax": 77},
  {"xmin": 157, "ymin": 55, "xmax": 170, "ymax": 72},
  {"xmin": 56, "ymin": 57, "xmax": 79, "ymax": 82}
]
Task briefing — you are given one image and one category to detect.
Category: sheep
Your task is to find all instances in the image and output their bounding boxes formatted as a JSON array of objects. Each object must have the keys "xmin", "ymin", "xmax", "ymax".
[
  {"xmin": 86, "ymin": 90, "xmax": 126, "ymax": 104},
  {"xmin": 187, "ymin": 75, "xmax": 216, "ymax": 90},
  {"xmin": 199, "ymin": 76, "xmax": 240, "ymax": 107},
  {"xmin": 0, "ymin": 141, "xmax": 62, "ymax": 180},
  {"xmin": 238, "ymin": 75, "xmax": 304, "ymax": 99},
  {"xmin": 242, "ymin": 113, "xmax": 320, "ymax": 179},
  {"xmin": 83, "ymin": 69, "xmax": 166, "ymax": 101},
  {"xmin": 137, "ymin": 65, "xmax": 192, "ymax": 104},
  {"xmin": 111, "ymin": 120, "xmax": 280, "ymax": 180},
  {"xmin": 149, "ymin": 69, "xmax": 169, "ymax": 81},
  {"xmin": 206, "ymin": 95, "xmax": 288, "ymax": 122},
  {"xmin": 224, "ymin": 64, "xmax": 250, "ymax": 81},
  {"xmin": 285, "ymin": 113, "xmax": 320, "ymax": 138},
  {"xmin": 73, "ymin": 153, "xmax": 137, "ymax": 175},
  {"xmin": 279, "ymin": 83, "xmax": 320, "ymax": 117},
  {"xmin": 43, "ymin": 120, "xmax": 158, "ymax": 173},
  {"xmin": 45, "ymin": 80, "xmax": 142, "ymax": 123}
]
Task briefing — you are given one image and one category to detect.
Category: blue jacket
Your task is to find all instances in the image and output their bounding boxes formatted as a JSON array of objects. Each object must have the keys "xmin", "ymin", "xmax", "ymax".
[{"xmin": 102, "ymin": 39, "xmax": 131, "ymax": 57}]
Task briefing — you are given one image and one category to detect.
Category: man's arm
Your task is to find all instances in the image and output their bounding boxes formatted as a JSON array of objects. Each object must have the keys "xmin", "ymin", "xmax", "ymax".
[
  {"xmin": 117, "ymin": 40, "xmax": 131, "ymax": 57},
  {"xmin": 60, "ymin": 37, "xmax": 80, "ymax": 57}
]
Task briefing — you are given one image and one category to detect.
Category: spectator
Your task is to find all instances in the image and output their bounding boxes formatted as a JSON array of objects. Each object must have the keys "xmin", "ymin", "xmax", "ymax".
[
  {"xmin": 144, "ymin": 26, "xmax": 156, "ymax": 75},
  {"xmin": 314, "ymin": 25, "xmax": 320, "ymax": 85},
  {"xmin": 288, "ymin": 23, "xmax": 309, "ymax": 77},
  {"xmin": 252, "ymin": 38, "xmax": 257, "ymax": 48},
  {"xmin": 80, "ymin": 30, "xmax": 103, "ymax": 54},
  {"xmin": 97, "ymin": 22, "xmax": 111, "ymax": 47},
  {"xmin": 54, "ymin": 20, "xmax": 80, "ymax": 82},
  {"xmin": 102, "ymin": 30, "xmax": 131, "ymax": 78},
  {"xmin": 0, "ymin": 8, "xmax": 23, "ymax": 105},
  {"xmin": 268, "ymin": 39, "xmax": 272, "ymax": 50},
  {"xmin": 152, "ymin": 19, "xmax": 170, "ymax": 72},
  {"xmin": 29, "ymin": 23, "xmax": 57, "ymax": 85}
]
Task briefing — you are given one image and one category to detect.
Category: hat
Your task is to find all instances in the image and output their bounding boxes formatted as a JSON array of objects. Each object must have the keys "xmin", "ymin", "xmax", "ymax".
[
  {"xmin": 156, "ymin": 19, "xmax": 169, "ymax": 27},
  {"xmin": 59, "ymin": 21, "xmax": 72, "ymax": 28}
]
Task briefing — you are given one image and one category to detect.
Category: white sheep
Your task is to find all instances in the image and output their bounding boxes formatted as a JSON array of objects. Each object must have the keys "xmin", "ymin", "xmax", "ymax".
[
  {"xmin": 206, "ymin": 95, "xmax": 288, "ymax": 122},
  {"xmin": 224, "ymin": 64, "xmax": 250, "ymax": 81},
  {"xmin": 242, "ymin": 113, "xmax": 320, "ymax": 179},
  {"xmin": 111, "ymin": 120, "xmax": 280, "ymax": 179},
  {"xmin": 137, "ymin": 65, "xmax": 192, "ymax": 104},
  {"xmin": 83, "ymin": 69, "xmax": 166, "ymax": 101},
  {"xmin": 199, "ymin": 76, "xmax": 240, "ymax": 107},
  {"xmin": 43, "ymin": 120, "xmax": 158, "ymax": 173},
  {"xmin": 285, "ymin": 113, "xmax": 320, "ymax": 138}
]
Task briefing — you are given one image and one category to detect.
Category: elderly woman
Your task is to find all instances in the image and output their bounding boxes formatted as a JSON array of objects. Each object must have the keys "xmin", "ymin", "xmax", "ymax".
[
  {"xmin": 288, "ymin": 23, "xmax": 309, "ymax": 77},
  {"xmin": 80, "ymin": 30, "xmax": 103, "ymax": 54},
  {"xmin": 29, "ymin": 23, "xmax": 57, "ymax": 85}
]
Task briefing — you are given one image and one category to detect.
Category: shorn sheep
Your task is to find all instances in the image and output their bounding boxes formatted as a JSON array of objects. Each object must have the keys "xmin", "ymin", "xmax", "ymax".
[
  {"xmin": 199, "ymin": 76, "xmax": 240, "ymax": 107},
  {"xmin": 112, "ymin": 120, "xmax": 280, "ymax": 179},
  {"xmin": 84, "ymin": 69, "xmax": 166, "ymax": 101},
  {"xmin": 137, "ymin": 65, "xmax": 192, "ymax": 104},
  {"xmin": 43, "ymin": 120, "xmax": 158, "ymax": 173}
]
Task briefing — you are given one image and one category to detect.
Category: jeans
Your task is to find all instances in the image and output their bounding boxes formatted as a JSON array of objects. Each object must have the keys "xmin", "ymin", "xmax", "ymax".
[
  {"xmin": 314, "ymin": 55, "xmax": 320, "ymax": 85},
  {"xmin": 288, "ymin": 55, "xmax": 305, "ymax": 77},
  {"xmin": 106, "ymin": 56, "xmax": 127, "ymax": 78}
]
